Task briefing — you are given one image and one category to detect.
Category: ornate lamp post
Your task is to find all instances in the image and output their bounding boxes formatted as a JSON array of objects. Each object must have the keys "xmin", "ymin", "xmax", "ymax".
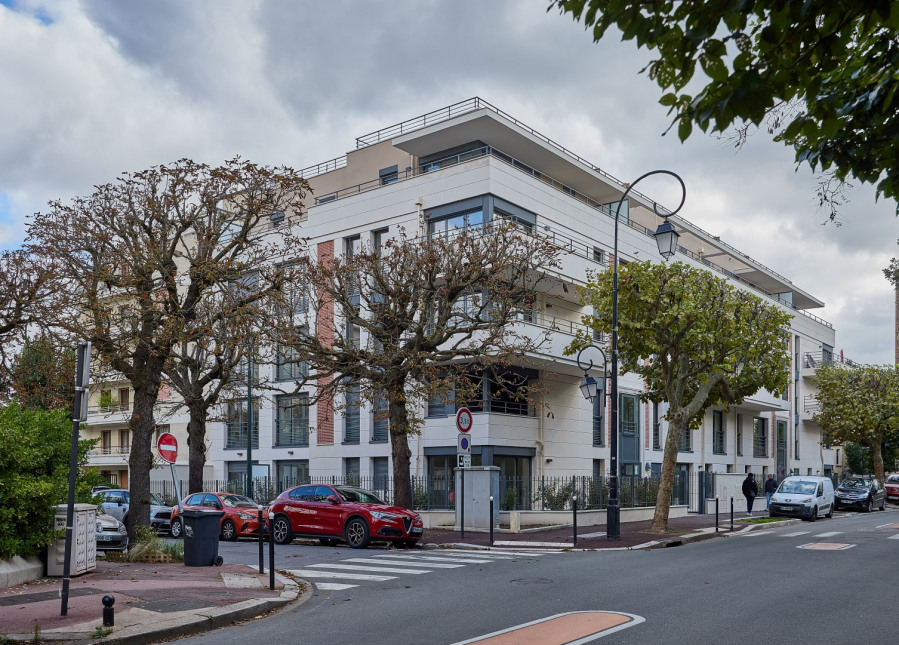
[{"xmin": 582, "ymin": 170, "xmax": 686, "ymax": 540}]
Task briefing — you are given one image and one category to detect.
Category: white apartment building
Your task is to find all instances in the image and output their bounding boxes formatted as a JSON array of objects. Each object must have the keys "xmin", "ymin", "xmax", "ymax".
[{"xmin": 82, "ymin": 98, "xmax": 840, "ymax": 494}]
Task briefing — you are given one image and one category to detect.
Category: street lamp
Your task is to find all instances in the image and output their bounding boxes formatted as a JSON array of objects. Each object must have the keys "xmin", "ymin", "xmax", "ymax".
[{"xmin": 586, "ymin": 170, "xmax": 686, "ymax": 540}]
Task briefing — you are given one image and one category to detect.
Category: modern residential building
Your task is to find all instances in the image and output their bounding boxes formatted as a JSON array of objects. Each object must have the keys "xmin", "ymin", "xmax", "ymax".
[{"xmin": 82, "ymin": 98, "xmax": 842, "ymax": 496}]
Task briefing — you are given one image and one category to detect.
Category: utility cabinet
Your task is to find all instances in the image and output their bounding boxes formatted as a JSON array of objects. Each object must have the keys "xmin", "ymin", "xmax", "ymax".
[
  {"xmin": 454, "ymin": 466, "xmax": 500, "ymax": 531},
  {"xmin": 47, "ymin": 504, "xmax": 97, "ymax": 577}
]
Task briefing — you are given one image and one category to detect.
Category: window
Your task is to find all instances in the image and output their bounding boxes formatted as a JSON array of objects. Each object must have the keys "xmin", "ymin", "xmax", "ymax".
[
  {"xmin": 373, "ymin": 228, "xmax": 389, "ymax": 257},
  {"xmin": 372, "ymin": 393, "xmax": 388, "ymax": 442},
  {"xmin": 280, "ymin": 282, "xmax": 308, "ymax": 316},
  {"xmin": 344, "ymin": 235, "xmax": 362, "ymax": 259},
  {"xmin": 379, "ymin": 165, "xmax": 399, "ymax": 185},
  {"xmin": 678, "ymin": 427, "xmax": 691, "ymax": 452},
  {"xmin": 428, "ymin": 207, "xmax": 484, "ymax": 238},
  {"xmin": 276, "ymin": 394, "xmax": 309, "ymax": 446},
  {"xmin": 592, "ymin": 247, "xmax": 606, "ymax": 264},
  {"xmin": 652, "ymin": 402, "xmax": 661, "ymax": 450},
  {"xmin": 713, "ymin": 411, "xmax": 726, "ymax": 454},
  {"xmin": 119, "ymin": 430, "xmax": 129, "ymax": 454},
  {"xmin": 276, "ymin": 343, "xmax": 308, "ymax": 381},
  {"xmin": 428, "ymin": 388, "xmax": 455, "ymax": 417},
  {"xmin": 345, "ymin": 457, "xmax": 360, "ymax": 485},
  {"xmin": 484, "ymin": 367, "xmax": 534, "ymax": 416},
  {"xmin": 277, "ymin": 460, "xmax": 309, "ymax": 488},
  {"xmin": 593, "ymin": 394, "xmax": 604, "ymax": 446},
  {"xmin": 226, "ymin": 400, "xmax": 259, "ymax": 449},
  {"xmin": 620, "ymin": 394, "xmax": 639, "ymax": 435},
  {"xmin": 753, "ymin": 417, "xmax": 767, "ymax": 457},
  {"xmin": 372, "ymin": 457, "xmax": 389, "ymax": 493},
  {"xmin": 736, "ymin": 415, "xmax": 743, "ymax": 456},
  {"xmin": 344, "ymin": 384, "xmax": 360, "ymax": 444}
]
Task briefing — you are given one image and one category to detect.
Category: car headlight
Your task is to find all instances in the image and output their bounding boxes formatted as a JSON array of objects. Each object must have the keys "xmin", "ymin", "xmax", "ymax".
[
  {"xmin": 237, "ymin": 512, "xmax": 255, "ymax": 520},
  {"xmin": 96, "ymin": 521, "xmax": 103, "ymax": 532},
  {"xmin": 371, "ymin": 511, "xmax": 399, "ymax": 521},
  {"xmin": 800, "ymin": 498, "xmax": 812, "ymax": 504}
]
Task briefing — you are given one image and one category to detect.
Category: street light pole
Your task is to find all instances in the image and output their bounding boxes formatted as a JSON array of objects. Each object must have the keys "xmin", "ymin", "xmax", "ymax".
[
  {"xmin": 246, "ymin": 338, "xmax": 254, "ymax": 499},
  {"xmin": 606, "ymin": 170, "xmax": 686, "ymax": 539}
]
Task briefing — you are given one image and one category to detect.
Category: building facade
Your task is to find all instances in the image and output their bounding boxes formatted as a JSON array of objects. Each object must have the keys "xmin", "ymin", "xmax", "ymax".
[{"xmin": 83, "ymin": 98, "xmax": 840, "ymax": 494}]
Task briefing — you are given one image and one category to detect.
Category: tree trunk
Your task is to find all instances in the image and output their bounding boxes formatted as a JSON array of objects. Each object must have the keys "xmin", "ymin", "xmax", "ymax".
[
  {"xmin": 870, "ymin": 437, "xmax": 885, "ymax": 483},
  {"xmin": 126, "ymin": 387, "xmax": 158, "ymax": 538},
  {"xmin": 650, "ymin": 415, "xmax": 687, "ymax": 533},
  {"xmin": 186, "ymin": 403, "xmax": 208, "ymax": 495},
  {"xmin": 388, "ymin": 397, "xmax": 413, "ymax": 509}
]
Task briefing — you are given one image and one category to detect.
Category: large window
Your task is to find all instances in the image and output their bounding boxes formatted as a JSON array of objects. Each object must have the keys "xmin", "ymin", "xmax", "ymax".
[
  {"xmin": 277, "ymin": 460, "xmax": 309, "ymax": 488},
  {"xmin": 736, "ymin": 414, "xmax": 743, "ymax": 456},
  {"xmin": 276, "ymin": 343, "xmax": 307, "ymax": 382},
  {"xmin": 620, "ymin": 394, "xmax": 639, "ymax": 435},
  {"xmin": 593, "ymin": 394, "xmax": 604, "ymax": 446},
  {"xmin": 276, "ymin": 394, "xmax": 309, "ymax": 446},
  {"xmin": 344, "ymin": 384, "xmax": 360, "ymax": 444},
  {"xmin": 226, "ymin": 400, "xmax": 258, "ymax": 449},
  {"xmin": 753, "ymin": 417, "xmax": 768, "ymax": 457},
  {"xmin": 678, "ymin": 427, "xmax": 691, "ymax": 452},
  {"xmin": 425, "ymin": 195, "xmax": 536, "ymax": 240},
  {"xmin": 713, "ymin": 410, "xmax": 726, "ymax": 454},
  {"xmin": 652, "ymin": 402, "xmax": 661, "ymax": 450},
  {"xmin": 372, "ymin": 393, "xmax": 388, "ymax": 442},
  {"xmin": 428, "ymin": 207, "xmax": 484, "ymax": 238}
]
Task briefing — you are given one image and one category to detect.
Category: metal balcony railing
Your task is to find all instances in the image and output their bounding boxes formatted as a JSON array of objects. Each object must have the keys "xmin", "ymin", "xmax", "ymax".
[{"xmin": 802, "ymin": 351, "xmax": 861, "ymax": 370}]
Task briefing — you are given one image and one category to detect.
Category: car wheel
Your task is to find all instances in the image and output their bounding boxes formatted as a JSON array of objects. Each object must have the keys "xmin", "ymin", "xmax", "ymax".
[
  {"xmin": 808, "ymin": 506, "xmax": 817, "ymax": 521},
  {"xmin": 221, "ymin": 519, "xmax": 238, "ymax": 541},
  {"xmin": 170, "ymin": 518, "xmax": 183, "ymax": 539},
  {"xmin": 344, "ymin": 518, "xmax": 371, "ymax": 549},
  {"xmin": 825, "ymin": 503, "xmax": 833, "ymax": 518},
  {"xmin": 865, "ymin": 498, "xmax": 873, "ymax": 513},
  {"xmin": 319, "ymin": 538, "xmax": 339, "ymax": 547},
  {"xmin": 879, "ymin": 496, "xmax": 885, "ymax": 511},
  {"xmin": 272, "ymin": 516, "xmax": 293, "ymax": 545}
]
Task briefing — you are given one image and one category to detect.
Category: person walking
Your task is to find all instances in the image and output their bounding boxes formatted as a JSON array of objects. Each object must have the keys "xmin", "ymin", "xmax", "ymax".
[
  {"xmin": 742, "ymin": 472, "xmax": 759, "ymax": 517},
  {"xmin": 764, "ymin": 474, "xmax": 778, "ymax": 509}
]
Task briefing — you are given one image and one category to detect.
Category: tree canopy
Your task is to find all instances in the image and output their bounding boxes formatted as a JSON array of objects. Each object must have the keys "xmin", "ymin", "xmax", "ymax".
[
  {"xmin": 281, "ymin": 221, "xmax": 563, "ymax": 508},
  {"xmin": 551, "ymin": 1, "xmax": 899, "ymax": 215},
  {"xmin": 814, "ymin": 363, "xmax": 899, "ymax": 482},
  {"xmin": 572, "ymin": 260, "xmax": 791, "ymax": 531}
]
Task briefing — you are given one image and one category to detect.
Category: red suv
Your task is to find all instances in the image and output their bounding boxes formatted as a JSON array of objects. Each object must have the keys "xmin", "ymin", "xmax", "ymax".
[
  {"xmin": 268, "ymin": 484, "xmax": 423, "ymax": 549},
  {"xmin": 886, "ymin": 474, "xmax": 899, "ymax": 504},
  {"xmin": 170, "ymin": 492, "xmax": 267, "ymax": 541}
]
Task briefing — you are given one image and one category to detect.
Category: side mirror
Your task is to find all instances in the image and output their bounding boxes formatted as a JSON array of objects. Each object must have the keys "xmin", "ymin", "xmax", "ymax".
[{"xmin": 327, "ymin": 495, "xmax": 340, "ymax": 505}]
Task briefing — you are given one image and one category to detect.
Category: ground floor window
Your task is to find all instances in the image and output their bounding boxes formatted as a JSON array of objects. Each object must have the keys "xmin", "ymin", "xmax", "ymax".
[{"xmin": 277, "ymin": 460, "xmax": 309, "ymax": 488}]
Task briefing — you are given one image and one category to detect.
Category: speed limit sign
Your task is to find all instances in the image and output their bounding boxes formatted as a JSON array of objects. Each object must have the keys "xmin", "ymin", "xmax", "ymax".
[{"xmin": 456, "ymin": 407, "xmax": 472, "ymax": 433}]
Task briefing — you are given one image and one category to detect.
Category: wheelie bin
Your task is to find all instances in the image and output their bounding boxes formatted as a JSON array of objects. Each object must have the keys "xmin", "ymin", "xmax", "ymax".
[{"xmin": 182, "ymin": 508, "xmax": 224, "ymax": 566}]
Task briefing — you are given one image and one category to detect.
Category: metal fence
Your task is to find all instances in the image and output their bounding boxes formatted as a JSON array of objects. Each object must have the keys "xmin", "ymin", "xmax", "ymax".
[{"xmin": 150, "ymin": 472, "xmax": 702, "ymax": 512}]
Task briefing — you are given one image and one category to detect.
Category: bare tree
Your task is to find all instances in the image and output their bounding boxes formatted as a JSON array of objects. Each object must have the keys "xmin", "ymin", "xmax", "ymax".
[
  {"xmin": 281, "ymin": 221, "xmax": 563, "ymax": 508},
  {"xmin": 27, "ymin": 158, "xmax": 308, "ymax": 535}
]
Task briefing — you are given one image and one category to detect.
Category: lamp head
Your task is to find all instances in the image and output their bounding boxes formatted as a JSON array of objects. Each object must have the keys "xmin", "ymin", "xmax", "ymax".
[
  {"xmin": 653, "ymin": 219, "xmax": 679, "ymax": 259},
  {"xmin": 579, "ymin": 374, "xmax": 600, "ymax": 402}
]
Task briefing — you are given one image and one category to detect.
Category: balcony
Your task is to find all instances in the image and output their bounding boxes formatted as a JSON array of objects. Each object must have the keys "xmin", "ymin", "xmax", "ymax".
[
  {"xmin": 87, "ymin": 446, "xmax": 130, "ymax": 466},
  {"xmin": 799, "ymin": 351, "xmax": 860, "ymax": 379},
  {"xmin": 86, "ymin": 402, "xmax": 133, "ymax": 426}
]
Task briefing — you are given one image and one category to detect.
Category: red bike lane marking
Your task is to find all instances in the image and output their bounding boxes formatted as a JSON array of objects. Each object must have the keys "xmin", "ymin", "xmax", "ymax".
[{"xmin": 457, "ymin": 611, "xmax": 645, "ymax": 644}]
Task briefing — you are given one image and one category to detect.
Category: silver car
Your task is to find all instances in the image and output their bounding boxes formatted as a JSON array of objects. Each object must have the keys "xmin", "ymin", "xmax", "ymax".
[
  {"xmin": 97, "ymin": 489, "xmax": 173, "ymax": 532},
  {"xmin": 96, "ymin": 510, "xmax": 129, "ymax": 551}
]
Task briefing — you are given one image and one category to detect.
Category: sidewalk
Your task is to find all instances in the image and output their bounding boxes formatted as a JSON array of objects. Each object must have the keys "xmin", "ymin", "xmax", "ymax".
[{"xmin": 0, "ymin": 559, "xmax": 304, "ymax": 644}]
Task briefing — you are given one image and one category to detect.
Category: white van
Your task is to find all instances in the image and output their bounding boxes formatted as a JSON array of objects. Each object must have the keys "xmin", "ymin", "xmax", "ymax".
[{"xmin": 768, "ymin": 476, "xmax": 835, "ymax": 521}]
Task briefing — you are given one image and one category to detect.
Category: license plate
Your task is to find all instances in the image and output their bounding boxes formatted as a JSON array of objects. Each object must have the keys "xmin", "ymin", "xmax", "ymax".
[
  {"xmin": 97, "ymin": 534, "xmax": 114, "ymax": 541},
  {"xmin": 411, "ymin": 527, "xmax": 423, "ymax": 534}
]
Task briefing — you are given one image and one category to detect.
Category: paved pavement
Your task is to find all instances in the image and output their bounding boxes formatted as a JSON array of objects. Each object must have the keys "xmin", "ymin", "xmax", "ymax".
[{"xmin": 0, "ymin": 513, "xmax": 764, "ymax": 644}]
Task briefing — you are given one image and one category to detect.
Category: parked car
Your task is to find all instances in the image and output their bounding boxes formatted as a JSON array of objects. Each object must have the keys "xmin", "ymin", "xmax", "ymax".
[
  {"xmin": 169, "ymin": 492, "xmax": 267, "ymax": 541},
  {"xmin": 833, "ymin": 477, "xmax": 886, "ymax": 512},
  {"xmin": 886, "ymin": 474, "xmax": 899, "ymax": 504},
  {"xmin": 97, "ymin": 489, "xmax": 173, "ymax": 532},
  {"xmin": 268, "ymin": 484, "xmax": 424, "ymax": 549},
  {"xmin": 95, "ymin": 510, "xmax": 128, "ymax": 551},
  {"xmin": 768, "ymin": 476, "xmax": 835, "ymax": 521}
]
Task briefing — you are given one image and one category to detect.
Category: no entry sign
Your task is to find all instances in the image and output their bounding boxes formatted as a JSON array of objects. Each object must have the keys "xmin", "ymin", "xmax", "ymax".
[{"xmin": 157, "ymin": 432, "xmax": 178, "ymax": 463}]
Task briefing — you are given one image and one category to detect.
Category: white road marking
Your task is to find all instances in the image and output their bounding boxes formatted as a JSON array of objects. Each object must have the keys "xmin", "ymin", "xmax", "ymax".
[
  {"xmin": 578, "ymin": 531, "xmax": 607, "ymax": 538},
  {"xmin": 889, "ymin": 534, "xmax": 899, "ymax": 540},
  {"xmin": 493, "ymin": 540, "xmax": 574, "ymax": 547},
  {"xmin": 374, "ymin": 554, "xmax": 496, "ymax": 564},
  {"xmin": 780, "ymin": 531, "xmax": 810, "ymax": 537},
  {"xmin": 314, "ymin": 583, "xmax": 358, "ymax": 591},
  {"xmin": 307, "ymin": 563, "xmax": 432, "ymax": 574},
  {"xmin": 286, "ymin": 569, "xmax": 395, "ymax": 581},
  {"xmin": 814, "ymin": 531, "xmax": 842, "ymax": 537},
  {"xmin": 343, "ymin": 557, "xmax": 465, "ymax": 569}
]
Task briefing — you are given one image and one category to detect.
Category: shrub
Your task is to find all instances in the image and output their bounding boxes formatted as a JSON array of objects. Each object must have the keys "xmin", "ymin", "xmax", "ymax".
[{"xmin": 0, "ymin": 404, "xmax": 103, "ymax": 559}]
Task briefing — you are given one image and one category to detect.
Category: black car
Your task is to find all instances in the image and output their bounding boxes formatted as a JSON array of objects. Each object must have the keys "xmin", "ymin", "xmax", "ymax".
[{"xmin": 833, "ymin": 477, "xmax": 886, "ymax": 512}]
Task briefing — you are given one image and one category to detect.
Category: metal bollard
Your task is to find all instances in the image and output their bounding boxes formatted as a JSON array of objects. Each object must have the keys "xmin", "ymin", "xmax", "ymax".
[
  {"xmin": 268, "ymin": 514, "xmax": 275, "ymax": 591},
  {"xmin": 102, "ymin": 595, "xmax": 115, "ymax": 627},
  {"xmin": 258, "ymin": 506, "xmax": 264, "ymax": 574},
  {"xmin": 489, "ymin": 496, "xmax": 494, "ymax": 546},
  {"xmin": 572, "ymin": 494, "xmax": 578, "ymax": 548},
  {"xmin": 716, "ymin": 497, "xmax": 719, "ymax": 533},
  {"xmin": 730, "ymin": 497, "xmax": 734, "ymax": 532}
]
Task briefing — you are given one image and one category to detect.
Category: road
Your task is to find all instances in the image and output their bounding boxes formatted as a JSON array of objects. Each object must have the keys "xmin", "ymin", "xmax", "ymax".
[{"xmin": 172, "ymin": 508, "xmax": 898, "ymax": 644}]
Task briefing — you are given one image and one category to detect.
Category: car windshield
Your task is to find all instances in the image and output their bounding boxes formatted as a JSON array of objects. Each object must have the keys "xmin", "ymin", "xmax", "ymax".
[
  {"xmin": 838, "ymin": 479, "xmax": 868, "ymax": 490},
  {"xmin": 886, "ymin": 475, "xmax": 899, "ymax": 483},
  {"xmin": 777, "ymin": 481, "xmax": 817, "ymax": 495},
  {"xmin": 221, "ymin": 494, "xmax": 256, "ymax": 508},
  {"xmin": 149, "ymin": 493, "xmax": 168, "ymax": 506},
  {"xmin": 335, "ymin": 487, "xmax": 385, "ymax": 505}
]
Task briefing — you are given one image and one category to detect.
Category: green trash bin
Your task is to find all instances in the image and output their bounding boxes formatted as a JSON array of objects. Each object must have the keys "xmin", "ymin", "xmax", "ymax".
[{"xmin": 182, "ymin": 509, "xmax": 224, "ymax": 567}]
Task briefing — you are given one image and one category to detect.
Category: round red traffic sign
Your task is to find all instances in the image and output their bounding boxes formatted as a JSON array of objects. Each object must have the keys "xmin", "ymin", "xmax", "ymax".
[
  {"xmin": 157, "ymin": 432, "xmax": 178, "ymax": 463},
  {"xmin": 456, "ymin": 407, "xmax": 472, "ymax": 433}
]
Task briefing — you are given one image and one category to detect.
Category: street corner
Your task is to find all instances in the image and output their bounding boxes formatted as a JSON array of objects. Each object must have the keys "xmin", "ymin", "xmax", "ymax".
[{"xmin": 452, "ymin": 611, "xmax": 646, "ymax": 644}]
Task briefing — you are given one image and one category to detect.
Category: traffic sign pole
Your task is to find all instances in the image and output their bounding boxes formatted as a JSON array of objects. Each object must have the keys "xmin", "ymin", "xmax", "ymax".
[{"xmin": 156, "ymin": 433, "xmax": 182, "ymax": 513}]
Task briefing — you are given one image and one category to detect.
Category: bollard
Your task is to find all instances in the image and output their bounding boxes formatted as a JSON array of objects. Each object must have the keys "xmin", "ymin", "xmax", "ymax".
[
  {"xmin": 730, "ymin": 497, "xmax": 734, "ymax": 532},
  {"xmin": 460, "ymin": 469, "xmax": 465, "ymax": 541},
  {"xmin": 572, "ymin": 494, "xmax": 578, "ymax": 548},
  {"xmin": 258, "ymin": 506, "xmax": 264, "ymax": 574},
  {"xmin": 268, "ymin": 514, "xmax": 275, "ymax": 591},
  {"xmin": 102, "ymin": 595, "xmax": 115, "ymax": 627},
  {"xmin": 716, "ymin": 497, "xmax": 719, "ymax": 533},
  {"xmin": 489, "ymin": 496, "xmax": 494, "ymax": 546}
]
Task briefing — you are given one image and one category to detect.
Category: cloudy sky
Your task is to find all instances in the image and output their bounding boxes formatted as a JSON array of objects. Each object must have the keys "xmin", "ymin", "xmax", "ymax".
[{"xmin": 1, "ymin": 0, "xmax": 896, "ymax": 364}]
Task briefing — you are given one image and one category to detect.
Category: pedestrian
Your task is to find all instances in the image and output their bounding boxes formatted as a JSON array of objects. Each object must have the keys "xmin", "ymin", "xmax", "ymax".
[
  {"xmin": 764, "ymin": 474, "xmax": 778, "ymax": 509},
  {"xmin": 742, "ymin": 472, "xmax": 758, "ymax": 517}
]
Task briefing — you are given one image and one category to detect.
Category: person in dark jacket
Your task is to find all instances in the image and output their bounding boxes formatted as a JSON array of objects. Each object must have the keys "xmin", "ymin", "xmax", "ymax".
[
  {"xmin": 764, "ymin": 474, "xmax": 778, "ymax": 509},
  {"xmin": 742, "ymin": 473, "xmax": 759, "ymax": 516}
]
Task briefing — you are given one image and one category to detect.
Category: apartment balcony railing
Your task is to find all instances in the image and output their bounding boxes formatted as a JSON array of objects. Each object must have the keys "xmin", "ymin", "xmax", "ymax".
[
  {"xmin": 225, "ymin": 422, "xmax": 259, "ymax": 449},
  {"xmin": 88, "ymin": 402, "xmax": 133, "ymax": 415},
  {"xmin": 803, "ymin": 395, "xmax": 821, "ymax": 414},
  {"xmin": 801, "ymin": 351, "xmax": 861, "ymax": 370},
  {"xmin": 88, "ymin": 447, "xmax": 130, "ymax": 458}
]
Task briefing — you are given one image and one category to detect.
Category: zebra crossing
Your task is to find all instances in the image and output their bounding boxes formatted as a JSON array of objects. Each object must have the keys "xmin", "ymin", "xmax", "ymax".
[
  {"xmin": 287, "ymin": 549, "xmax": 553, "ymax": 591},
  {"xmin": 738, "ymin": 524, "xmax": 899, "ymax": 547}
]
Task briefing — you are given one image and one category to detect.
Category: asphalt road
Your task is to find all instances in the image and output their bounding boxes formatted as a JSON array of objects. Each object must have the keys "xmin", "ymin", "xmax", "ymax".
[{"xmin": 172, "ymin": 507, "xmax": 899, "ymax": 644}]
